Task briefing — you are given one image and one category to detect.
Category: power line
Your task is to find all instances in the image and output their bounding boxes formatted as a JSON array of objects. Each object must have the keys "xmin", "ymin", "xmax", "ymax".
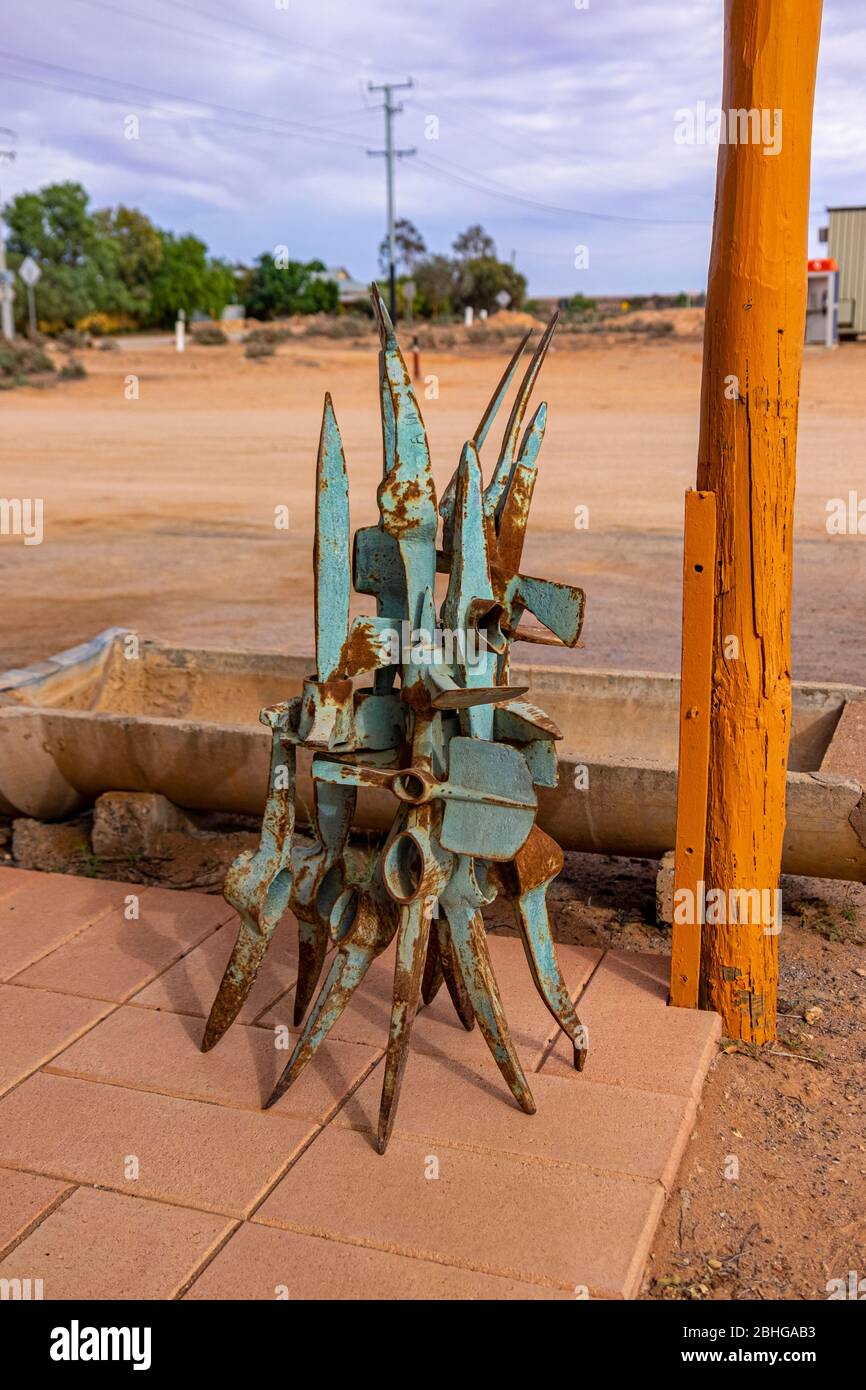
[
  {"xmin": 0, "ymin": 48, "xmax": 375, "ymax": 150},
  {"xmin": 412, "ymin": 153, "xmax": 709, "ymax": 227},
  {"xmin": 161, "ymin": 0, "xmax": 384, "ymax": 79}
]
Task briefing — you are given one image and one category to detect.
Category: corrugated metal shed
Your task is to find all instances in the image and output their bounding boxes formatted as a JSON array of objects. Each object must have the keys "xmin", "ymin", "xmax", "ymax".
[{"xmin": 827, "ymin": 207, "xmax": 866, "ymax": 336}]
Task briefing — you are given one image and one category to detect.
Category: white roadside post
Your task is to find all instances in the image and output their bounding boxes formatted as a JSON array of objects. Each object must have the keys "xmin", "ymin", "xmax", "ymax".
[
  {"xmin": 175, "ymin": 308, "xmax": 186, "ymax": 353},
  {"xmin": 0, "ymin": 133, "xmax": 16, "ymax": 341},
  {"xmin": 18, "ymin": 255, "xmax": 41, "ymax": 337}
]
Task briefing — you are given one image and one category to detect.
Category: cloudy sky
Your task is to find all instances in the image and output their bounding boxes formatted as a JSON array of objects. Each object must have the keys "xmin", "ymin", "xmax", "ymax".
[{"xmin": 1, "ymin": 0, "xmax": 863, "ymax": 295}]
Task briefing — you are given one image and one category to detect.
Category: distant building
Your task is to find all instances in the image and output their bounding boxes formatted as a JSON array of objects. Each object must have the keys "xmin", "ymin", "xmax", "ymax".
[
  {"xmin": 313, "ymin": 266, "xmax": 369, "ymax": 306},
  {"xmin": 821, "ymin": 207, "xmax": 866, "ymax": 338}
]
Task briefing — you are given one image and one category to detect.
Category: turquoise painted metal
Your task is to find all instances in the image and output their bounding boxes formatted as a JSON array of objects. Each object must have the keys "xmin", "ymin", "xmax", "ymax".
[{"xmin": 202, "ymin": 285, "xmax": 588, "ymax": 1153}]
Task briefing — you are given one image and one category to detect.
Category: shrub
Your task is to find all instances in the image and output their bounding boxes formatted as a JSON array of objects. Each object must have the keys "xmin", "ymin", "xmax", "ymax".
[
  {"xmin": 0, "ymin": 341, "xmax": 56, "ymax": 381},
  {"xmin": 303, "ymin": 316, "xmax": 367, "ymax": 339},
  {"xmin": 98, "ymin": 338, "xmax": 120, "ymax": 351},
  {"xmin": 56, "ymin": 328, "xmax": 87, "ymax": 351},
  {"xmin": 245, "ymin": 338, "xmax": 275, "ymax": 359},
  {"xmin": 245, "ymin": 326, "xmax": 290, "ymax": 345},
  {"xmin": 191, "ymin": 325, "xmax": 228, "ymax": 346},
  {"xmin": 59, "ymin": 358, "xmax": 87, "ymax": 380}
]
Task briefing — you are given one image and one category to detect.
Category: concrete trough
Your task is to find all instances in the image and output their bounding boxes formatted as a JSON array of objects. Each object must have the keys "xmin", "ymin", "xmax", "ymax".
[{"xmin": 1, "ymin": 628, "xmax": 864, "ymax": 882}]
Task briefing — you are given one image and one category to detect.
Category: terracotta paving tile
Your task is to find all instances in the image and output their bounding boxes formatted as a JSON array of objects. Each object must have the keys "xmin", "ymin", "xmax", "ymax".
[
  {"xmin": 0, "ymin": 1168, "xmax": 73, "ymax": 1257},
  {"xmin": 259, "ymin": 933, "xmax": 601, "ymax": 1068},
  {"xmin": 49, "ymin": 1004, "xmax": 381, "ymax": 1125},
  {"xmin": 254, "ymin": 1125, "xmax": 664, "ymax": 1297},
  {"xmin": 0, "ymin": 1186, "xmax": 232, "ymax": 1299},
  {"xmin": 542, "ymin": 951, "xmax": 721, "ymax": 1098},
  {"xmin": 185, "ymin": 1218, "xmax": 567, "ymax": 1300},
  {"xmin": 0, "ymin": 1072, "xmax": 317, "ymax": 1217},
  {"xmin": 0, "ymin": 873, "xmax": 139, "ymax": 981},
  {"xmin": 0, "ymin": 868, "xmax": 39, "ymax": 900},
  {"xmin": 0, "ymin": 984, "xmax": 112, "ymax": 1095},
  {"xmin": 12, "ymin": 885, "xmax": 234, "ymax": 1002},
  {"xmin": 131, "ymin": 912, "xmax": 299, "ymax": 1023},
  {"xmin": 334, "ymin": 1052, "xmax": 693, "ymax": 1189}
]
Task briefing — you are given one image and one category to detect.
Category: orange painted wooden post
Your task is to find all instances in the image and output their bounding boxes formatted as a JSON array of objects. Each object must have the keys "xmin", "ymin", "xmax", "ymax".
[
  {"xmin": 670, "ymin": 490, "xmax": 717, "ymax": 1009},
  {"xmin": 696, "ymin": 0, "xmax": 823, "ymax": 1041}
]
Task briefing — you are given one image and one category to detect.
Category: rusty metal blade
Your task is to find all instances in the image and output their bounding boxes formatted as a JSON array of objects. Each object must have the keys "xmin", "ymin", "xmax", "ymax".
[
  {"xmin": 443, "ymin": 903, "xmax": 535, "ymax": 1112},
  {"xmin": 514, "ymin": 887, "xmax": 587, "ymax": 1071},
  {"xmin": 437, "ymin": 909, "xmax": 475, "ymax": 1030},
  {"xmin": 439, "ymin": 330, "xmax": 533, "ymax": 546},
  {"xmin": 421, "ymin": 919, "xmax": 444, "ymax": 1005},
  {"xmin": 265, "ymin": 896, "xmax": 395, "ymax": 1107},
  {"xmin": 377, "ymin": 896, "xmax": 434, "ymax": 1153},
  {"xmin": 315, "ymin": 393, "xmax": 350, "ymax": 682},
  {"xmin": 292, "ymin": 922, "xmax": 331, "ymax": 1027},
  {"xmin": 201, "ymin": 910, "xmax": 276, "ymax": 1052},
  {"xmin": 483, "ymin": 312, "xmax": 558, "ymax": 520}
]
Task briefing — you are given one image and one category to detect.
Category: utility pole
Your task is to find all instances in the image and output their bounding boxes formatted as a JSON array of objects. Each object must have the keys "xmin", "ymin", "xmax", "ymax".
[
  {"xmin": 367, "ymin": 80, "xmax": 416, "ymax": 321},
  {"xmin": 0, "ymin": 128, "xmax": 16, "ymax": 342}
]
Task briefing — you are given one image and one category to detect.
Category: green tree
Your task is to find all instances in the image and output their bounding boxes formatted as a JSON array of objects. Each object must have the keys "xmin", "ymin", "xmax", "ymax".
[
  {"xmin": 94, "ymin": 205, "xmax": 164, "ymax": 319},
  {"xmin": 244, "ymin": 255, "xmax": 338, "ymax": 319},
  {"xmin": 378, "ymin": 218, "xmax": 427, "ymax": 276},
  {"xmin": 455, "ymin": 256, "xmax": 526, "ymax": 314},
  {"xmin": 147, "ymin": 233, "xmax": 236, "ymax": 326},
  {"xmin": 4, "ymin": 181, "xmax": 133, "ymax": 327},
  {"xmin": 452, "ymin": 224, "xmax": 497, "ymax": 260},
  {"xmin": 412, "ymin": 254, "xmax": 458, "ymax": 318},
  {"xmin": 567, "ymin": 293, "xmax": 598, "ymax": 316}
]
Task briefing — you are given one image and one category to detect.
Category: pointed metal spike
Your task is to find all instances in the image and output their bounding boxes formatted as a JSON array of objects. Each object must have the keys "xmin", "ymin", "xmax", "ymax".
[
  {"xmin": 315, "ymin": 394, "xmax": 350, "ymax": 682},
  {"xmin": 377, "ymin": 896, "xmax": 434, "ymax": 1153},
  {"xmin": 201, "ymin": 910, "xmax": 276, "ymax": 1052},
  {"xmin": 292, "ymin": 920, "xmax": 331, "ymax": 1027},
  {"xmin": 421, "ymin": 919, "xmax": 444, "ymax": 1005},
  {"xmin": 265, "ymin": 895, "xmax": 396, "ymax": 1108},
  {"xmin": 474, "ymin": 330, "xmax": 533, "ymax": 451},
  {"xmin": 437, "ymin": 910, "xmax": 475, "ymax": 1030},
  {"xmin": 515, "ymin": 883, "xmax": 587, "ymax": 1070},
  {"xmin": 502, "ymin": 825, "xmax": 587, "ymax": 1070},
  {"xmin": 370, "ymin": 281, "xmax": 396, "ymax": 344},
  {"xmin": 444, "ymin": 902, "xmax": 536, "ymax": 1113},
  {"xmin": 441, "ymin": 442, "xmax": 493, "ymax": 637},
  {"xmin": 438, "ymin": 332, "xmax": 533, "ymax": 550},
  {"xmin": 483, "ymin": 312, "xmax": 559, "ymax": 519},
  {"xmin": 495, "ymin": 402, "xmax": 547, "ymax": 574}
]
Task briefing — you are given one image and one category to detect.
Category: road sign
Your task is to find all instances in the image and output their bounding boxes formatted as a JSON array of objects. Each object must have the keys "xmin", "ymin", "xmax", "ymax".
[
  {"xmin": 496, "ymin": 290, "xmax": 511, "ymax": 309},
  {"xmin": 18, "ymin": 255, "xmax": 41, "ymax": 287},
  {"xmin": 0, "ymin": 269, "xmax": 14, "ymax": 287}
]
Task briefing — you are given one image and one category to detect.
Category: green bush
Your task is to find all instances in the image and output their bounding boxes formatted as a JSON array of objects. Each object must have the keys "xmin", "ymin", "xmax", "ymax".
[
  {"xmin": 191, "ymin": 325, "xmax": 228, "ymax": 346},
  {"xmin": 245, "ymin": 326, "xmax": 290, "ymax": 345},
  {"xmin": 0, "ymin": 341, "xmax": 56, "ymax": 381},
  {"xmin": 59, "ymin": 358, "xmax": 87, "ymax": 380},
  {"xmin": 56, "ymin": 328, "xmax": 87, "ymax": 351},
  {"xmin": 245, "ymin": 338, "xmax": 275, "ymax": 359}
]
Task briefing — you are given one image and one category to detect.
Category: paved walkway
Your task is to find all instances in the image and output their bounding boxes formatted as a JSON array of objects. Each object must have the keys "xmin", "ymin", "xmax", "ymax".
[{"xmin": 0, "ymin": 867, "xmax": 719, "ymax": 1299}]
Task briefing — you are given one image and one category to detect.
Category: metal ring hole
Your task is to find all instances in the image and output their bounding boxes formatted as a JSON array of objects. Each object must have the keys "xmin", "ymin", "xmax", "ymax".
[
  {"xmin": 382, "ymin": 831, "xmax": 425, "ymax": 903},
  {"xmin": 393, "ymin": 771, "xmax": 428, "ymax": 804}
]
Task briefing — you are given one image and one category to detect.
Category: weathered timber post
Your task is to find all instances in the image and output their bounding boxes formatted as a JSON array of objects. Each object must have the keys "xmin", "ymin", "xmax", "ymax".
[{"xmin": 696, "ymin": 0, "xmax": 823, "ymax": 1040}]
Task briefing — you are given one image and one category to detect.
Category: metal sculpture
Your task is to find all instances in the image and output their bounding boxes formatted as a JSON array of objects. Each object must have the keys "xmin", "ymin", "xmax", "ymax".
[{"xmin": 202, "ymin": 285, "xmax": 588, "ymax": 1153}]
